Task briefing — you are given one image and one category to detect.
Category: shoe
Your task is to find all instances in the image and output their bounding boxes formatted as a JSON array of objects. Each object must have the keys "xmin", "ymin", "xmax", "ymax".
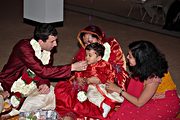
[{"xmin": 102, "ymin": 103, "xmax": 111, "ymax": 118}]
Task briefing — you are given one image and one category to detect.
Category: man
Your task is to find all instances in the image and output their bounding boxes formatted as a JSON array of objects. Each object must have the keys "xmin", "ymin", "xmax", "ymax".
[{"xmin": 0, "ymin": 23, "xmax": 87, "ymax": 117}]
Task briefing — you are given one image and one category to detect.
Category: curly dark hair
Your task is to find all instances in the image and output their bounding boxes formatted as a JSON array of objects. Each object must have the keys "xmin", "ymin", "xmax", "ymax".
[
  {"xmin": 33, "ymin": 23, "xmax": 58, "ymax": 42},
  {"xmin": 128, "ymin": 40, "xmax": 168, "ymax": 82}
]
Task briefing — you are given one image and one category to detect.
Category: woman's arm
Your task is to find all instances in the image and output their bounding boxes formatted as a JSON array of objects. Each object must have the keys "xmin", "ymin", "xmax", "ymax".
[
  {"xmin": 106, "ymin": 78, "xmax": 160, "ymax": 107},
  {"xmin": 122, "ymin": 82, "xmax": 159, "ymax": 107}
]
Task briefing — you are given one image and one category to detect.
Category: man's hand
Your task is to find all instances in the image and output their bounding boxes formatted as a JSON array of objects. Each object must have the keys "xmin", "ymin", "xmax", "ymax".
[
  {"xmin": 38, "ymin": 84, "xmax": 50, "ymax": 94},
  {"xmin": 0, "ymin": 91, "xmax": 10, "ymax": 99},
  {"xmin": 71, "ymin": 61, "xmax": 87, "ymax": 71}
]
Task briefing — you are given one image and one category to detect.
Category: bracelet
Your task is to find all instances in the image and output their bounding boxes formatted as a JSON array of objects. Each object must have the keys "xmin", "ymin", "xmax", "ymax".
[{"xmin": 119, "ymin": 89, "xmax": 124, "ymax": 96}]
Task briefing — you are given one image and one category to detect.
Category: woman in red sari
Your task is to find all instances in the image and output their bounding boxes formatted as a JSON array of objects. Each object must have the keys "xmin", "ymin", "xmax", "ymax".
[
  {"xmin": 106, "ymin": 40, "xmax": 179, "ymax": 120},
  {"xmin": 55, "ymin": 25, "xmax": 128, "ymax": 119},
  {"xmin": 73, "ymin": 25, "xmax": 128, "ymax": 90}
]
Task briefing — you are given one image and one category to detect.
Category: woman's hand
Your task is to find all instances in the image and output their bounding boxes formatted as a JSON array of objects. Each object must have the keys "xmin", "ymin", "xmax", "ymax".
[{"xmin": 106, "ymin": 81, "xmax": 121, "ymax": 93}]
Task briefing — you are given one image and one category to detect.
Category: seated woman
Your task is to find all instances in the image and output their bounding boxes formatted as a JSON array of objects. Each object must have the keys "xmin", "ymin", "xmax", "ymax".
[
  {"xmin": 73, "ymin": 25, "xmax": 128, "ymax": 90},
  {"xmin": 54, "ymin": 25, "xmax": 128, "ymax": 119},
  {"xmin": 106, "ymin": 40, "xmax": 179, "ymax": 120}
]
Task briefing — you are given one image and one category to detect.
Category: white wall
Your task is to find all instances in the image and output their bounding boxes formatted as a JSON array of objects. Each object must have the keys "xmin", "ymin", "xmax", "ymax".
[{"xmin": 24, "ymin": 0, "xmax": 63, "ymax": 23}]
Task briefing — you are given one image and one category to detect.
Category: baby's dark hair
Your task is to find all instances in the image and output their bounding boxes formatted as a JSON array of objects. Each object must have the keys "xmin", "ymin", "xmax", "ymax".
[
  {"xmin": 85, "ymin": 42, "xmax": 105, "ymax": 57},
  {"xmin": 33, "ymin": 23, "xmax": 58, "ymax": 42}
]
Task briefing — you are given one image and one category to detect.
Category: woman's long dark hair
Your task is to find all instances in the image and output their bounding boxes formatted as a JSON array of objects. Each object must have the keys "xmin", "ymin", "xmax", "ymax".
[{"xmin": 128, "ymin": 40, "xmax": 168, "ymax": 82}]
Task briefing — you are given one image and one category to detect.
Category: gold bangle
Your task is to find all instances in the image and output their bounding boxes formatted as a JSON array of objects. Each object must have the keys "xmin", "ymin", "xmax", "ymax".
[{"xmin": 119, "ymin": 89, "xmax": 124, "ymax": 96}]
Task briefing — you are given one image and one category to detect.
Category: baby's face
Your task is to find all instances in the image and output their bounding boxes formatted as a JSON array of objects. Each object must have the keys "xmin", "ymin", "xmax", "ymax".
[{"xmin": 85, "ymin": 50, "xmax": 100, "ymax": 65}]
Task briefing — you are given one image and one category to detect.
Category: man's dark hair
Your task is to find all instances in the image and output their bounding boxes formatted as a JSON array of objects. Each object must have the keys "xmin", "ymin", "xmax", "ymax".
[
  {"xmin": 33, "ymin": 23, "xmax": 58, "ymax": 42},
  {"xmin": 85, "ymin": 42, "xmax": 105, "ymax": 57}
]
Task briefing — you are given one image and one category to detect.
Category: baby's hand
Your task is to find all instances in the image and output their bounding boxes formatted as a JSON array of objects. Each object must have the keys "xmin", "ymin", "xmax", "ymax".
[
  {"xmin": 77, "ymin": 77, "xmax": 86, "ymax": 86},
  {"xmin": 106, "ymin": 89, "xmax": 114, "ymax": 94},
  {"xmin": 87, "ymin": 77, "xmax": 100, "ymax": 84}
]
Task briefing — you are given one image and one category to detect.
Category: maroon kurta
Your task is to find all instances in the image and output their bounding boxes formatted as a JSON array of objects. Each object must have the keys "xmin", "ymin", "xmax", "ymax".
[{"xmin": 0, "ymin": 39, "xmax": 71, "ymax": 92}]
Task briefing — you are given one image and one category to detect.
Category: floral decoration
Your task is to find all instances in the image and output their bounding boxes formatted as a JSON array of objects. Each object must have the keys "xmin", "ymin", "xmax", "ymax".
[
  {"xmin": 30, "ymin": 39, "xmax": 50, "ymax": 65},
  {"xmin": 10, "ymin": 69, "xmax": 38, "ymax": 108},
  {"xmin": 77, "ymin": 91, "xmax": 88, "ymax": 102},
  {"xmin": 102, "ymin": 42, "xmax": 111, "ymax": 62}
]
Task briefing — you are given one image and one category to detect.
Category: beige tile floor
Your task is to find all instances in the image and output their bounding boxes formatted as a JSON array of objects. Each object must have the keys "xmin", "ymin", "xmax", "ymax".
[{"xmin": 0, "ymin": 0, "xmax": 180, "ymax": 94}]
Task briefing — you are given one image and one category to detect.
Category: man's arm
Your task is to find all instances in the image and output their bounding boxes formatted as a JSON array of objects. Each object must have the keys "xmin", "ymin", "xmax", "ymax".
[{"xmin": 17, "ymin": 43, "xmax": 72, "ymax": 79}]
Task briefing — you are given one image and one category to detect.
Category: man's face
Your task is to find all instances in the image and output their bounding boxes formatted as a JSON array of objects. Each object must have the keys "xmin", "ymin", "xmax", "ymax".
[
  {"xmin": 39, "ymin": 35, "xmax": 58, "ymax": 51},
  {"xmin": 85, "ymin": 49, "xmax": 101, "ymax": 65}
]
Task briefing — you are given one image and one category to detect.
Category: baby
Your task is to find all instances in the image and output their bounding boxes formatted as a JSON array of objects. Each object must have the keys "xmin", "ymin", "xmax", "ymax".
[{"xmin": 75, "ymin": 42, "xmax": 124, "ymax": 118}]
